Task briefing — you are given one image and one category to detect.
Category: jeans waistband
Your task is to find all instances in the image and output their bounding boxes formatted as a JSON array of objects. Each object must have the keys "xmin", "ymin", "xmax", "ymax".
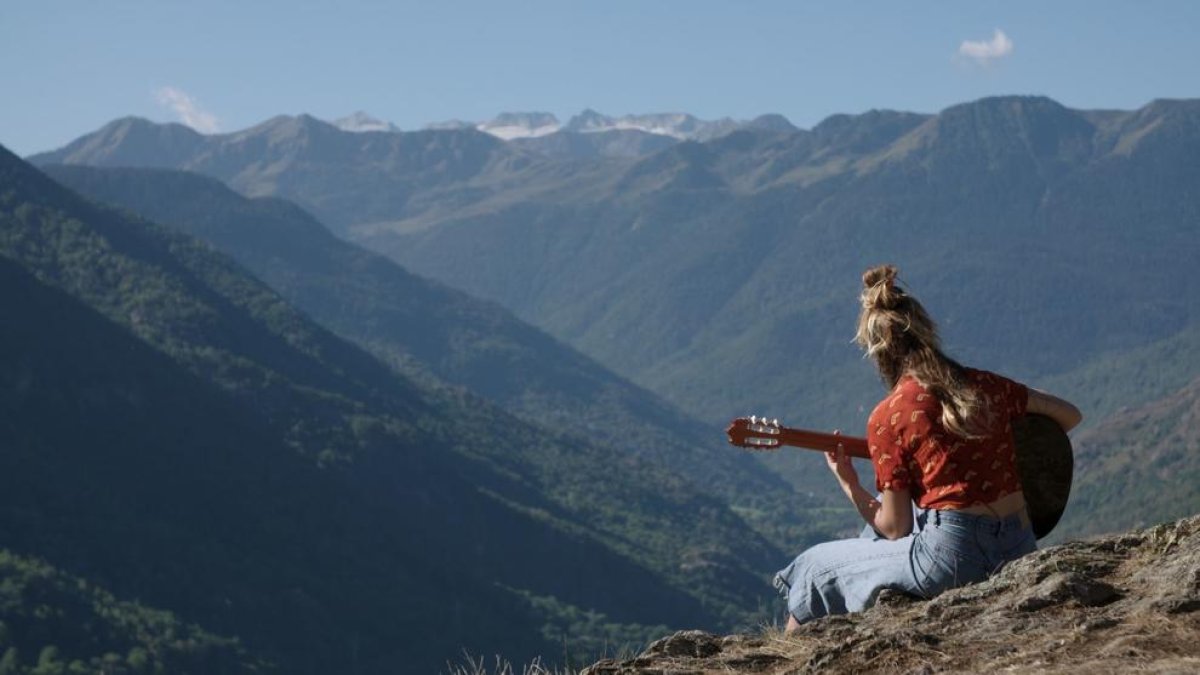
[{"xmin": 926, "ymin": 508, "xmax": 1030, "ymax": 535}]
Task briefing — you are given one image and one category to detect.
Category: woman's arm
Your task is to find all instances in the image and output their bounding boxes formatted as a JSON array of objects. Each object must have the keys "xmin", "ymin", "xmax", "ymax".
[
  {"xmin": 843, "ymin": 481, "xmax": 913, "ymax": 539},
  {"xmin": 1026, "ymin": 389, "xmax": 1083, "ymax": 432},
  {"xmin": 826, "ymin": 443, "xmax": 914, "ymax": 539}
]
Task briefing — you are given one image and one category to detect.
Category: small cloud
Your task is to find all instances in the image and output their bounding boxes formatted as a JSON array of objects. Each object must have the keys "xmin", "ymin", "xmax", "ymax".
[
  {"xmin": 154, "ymin": 86, "xmax": 219, "ymax": 133},
  {"xmin": 957, "ymin": 29, "xmax": 1014, "ymax": 65}
]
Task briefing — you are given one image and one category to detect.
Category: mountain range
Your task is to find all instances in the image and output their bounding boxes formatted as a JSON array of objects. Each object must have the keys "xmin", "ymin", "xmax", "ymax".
[
  {"xmin": 34, "ymin": 96, "xmax": 1200, "ymax": 505},
  {"xmin": 334, "ymin": 108, "xmax": 801, "ymax": 159},
  {"xmin": 330, "ymin": 108, "xmax": 797, "ymax": 142},
  {"xmin": 10, "ymin": 93, "xmax": 1200, "ymax": 668}
]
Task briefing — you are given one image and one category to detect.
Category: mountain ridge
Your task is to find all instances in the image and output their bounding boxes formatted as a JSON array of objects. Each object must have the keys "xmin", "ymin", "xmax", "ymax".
[{"xmin": 27, "ymin": 95, "xmax": 1200, "ymax": 540}]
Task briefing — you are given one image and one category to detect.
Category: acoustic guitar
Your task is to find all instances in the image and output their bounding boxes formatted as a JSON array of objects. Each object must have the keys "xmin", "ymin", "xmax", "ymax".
[{"xmin": 725, "ymin": 414, "xmax": 1072, "ymax": 539}]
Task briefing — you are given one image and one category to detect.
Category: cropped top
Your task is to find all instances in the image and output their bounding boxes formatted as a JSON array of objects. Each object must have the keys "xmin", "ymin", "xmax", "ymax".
[{"xmin": 866, "ymin": 368, "xmax": 1029, "ymax": 510}]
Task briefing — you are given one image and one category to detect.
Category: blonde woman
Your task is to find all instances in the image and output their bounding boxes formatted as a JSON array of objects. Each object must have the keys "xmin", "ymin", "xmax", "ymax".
[{"xmin": 775, "ymin": 265, "xmax": 1082, "ymax": 631}]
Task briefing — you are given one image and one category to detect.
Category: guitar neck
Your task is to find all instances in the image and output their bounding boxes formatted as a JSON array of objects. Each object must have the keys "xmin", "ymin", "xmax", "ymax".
[{"xmin": 778, "ymin": 427, "xmax": 871, "ymax": 459}]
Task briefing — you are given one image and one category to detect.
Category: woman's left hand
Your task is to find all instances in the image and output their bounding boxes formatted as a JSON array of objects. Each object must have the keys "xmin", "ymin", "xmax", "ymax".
[{"xmin": 824, "ymin": 431, "xmax": 859, "ymax": 487}]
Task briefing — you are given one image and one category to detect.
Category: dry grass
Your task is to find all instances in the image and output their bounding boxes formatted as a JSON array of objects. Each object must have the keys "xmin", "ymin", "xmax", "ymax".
[{"xmin": 444, "ymin": 652, "xmax": 574, "ymax": 675}]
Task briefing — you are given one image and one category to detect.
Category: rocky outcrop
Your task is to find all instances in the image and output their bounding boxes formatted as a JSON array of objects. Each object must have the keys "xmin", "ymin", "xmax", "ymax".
[{"xmin": 584, "ymin": 514, "xmax": 1200, "ymax": 674}]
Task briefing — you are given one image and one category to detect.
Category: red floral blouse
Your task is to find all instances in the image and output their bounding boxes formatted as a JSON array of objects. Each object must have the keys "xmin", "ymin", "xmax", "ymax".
[{"xmin": 866, "ymin": 368, "xmax": 1029, "ymax": 510}]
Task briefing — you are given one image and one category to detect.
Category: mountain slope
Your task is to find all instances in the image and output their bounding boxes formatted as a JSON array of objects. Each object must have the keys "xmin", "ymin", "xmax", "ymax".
[
  {"xmin": 0, "ymin": 546, "xmax": 258, "ymax": 673},
  {"xmin": 0, "ymin": 252, "xmax": 544, "ymax": 672},
  {"xmin": 0, "ymin": 146, "xmax": 787, "ymax": 669},
  {"xmin": 1054, "ymin": 374, "xmax": 1200, "ymax": 541},
  {"xmin": 1041, "ymin": 322, "xmax": 1200, "ymax": 427},
  {"xmin": 41, "ymin": 163, "xmax": 833, "ymax": 550},
  {"xmin": 32, "ymin": 96, "xmax": 1200, "ymax": 540},
  {"xmin": 510, "ymin": 128, "xmax": 680, "ymax": 159},
  {"xmin": 345, "ymin": 97, "xmax": 1200, "ymax": 431}
]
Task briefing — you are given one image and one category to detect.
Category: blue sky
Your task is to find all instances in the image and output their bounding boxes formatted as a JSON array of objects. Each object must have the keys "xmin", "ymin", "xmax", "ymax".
[{"xmin": 3, "ymin": 0, "xmax": 1198, "ymax": 155}]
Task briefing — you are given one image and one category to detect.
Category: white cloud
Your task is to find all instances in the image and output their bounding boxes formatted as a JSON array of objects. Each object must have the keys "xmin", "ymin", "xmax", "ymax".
[
  {"xmin": 154, "ymin": 86, "xmax": 219, "ymax": 133},
  {"xmin": 957, "ymin": 29, "xmax": 1014, "ymax": 65}
]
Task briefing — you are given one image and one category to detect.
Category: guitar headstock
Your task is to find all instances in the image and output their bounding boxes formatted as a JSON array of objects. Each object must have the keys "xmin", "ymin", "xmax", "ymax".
[{"xmin": 726, "ymin": 415, "xmax": 783, "ymax": 451}]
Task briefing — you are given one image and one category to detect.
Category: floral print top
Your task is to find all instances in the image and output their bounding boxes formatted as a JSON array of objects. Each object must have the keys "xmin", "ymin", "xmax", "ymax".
[{"xmin": 867, "ymin": 368, "xmax": 1029, "ymax": 509}]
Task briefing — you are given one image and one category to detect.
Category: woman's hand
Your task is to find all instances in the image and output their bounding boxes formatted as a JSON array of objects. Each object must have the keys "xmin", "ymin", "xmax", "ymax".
[{"xmin": 824, "ymin": 430, "xmax": 859, "ymax": 488}]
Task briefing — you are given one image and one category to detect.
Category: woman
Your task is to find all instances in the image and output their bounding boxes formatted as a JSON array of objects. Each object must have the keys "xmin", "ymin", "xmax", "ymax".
[{"xmin": 775, "ymin": 264, "xmax": 1082, "ymax": 631}]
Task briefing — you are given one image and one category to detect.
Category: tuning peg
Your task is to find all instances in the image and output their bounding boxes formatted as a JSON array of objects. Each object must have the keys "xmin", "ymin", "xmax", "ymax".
[
  {"xmin": 772, "ymin": 418, "xmax": 780, "ymax": 427},
  {"xmin": 750, "ymin": 415, "xmax": 758, "ymax": 424}
]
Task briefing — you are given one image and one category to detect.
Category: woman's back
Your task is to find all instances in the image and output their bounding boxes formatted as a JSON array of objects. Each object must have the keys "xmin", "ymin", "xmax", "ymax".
[{"xmin": 868, "ymin": 368, "xmax": 1029, "ymax": 510}]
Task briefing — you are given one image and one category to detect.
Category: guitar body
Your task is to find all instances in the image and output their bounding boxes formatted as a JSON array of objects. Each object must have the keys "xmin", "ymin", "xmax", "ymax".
[
  {"xmin": 1010, "ymin": 414, "xmax": 1073, "ymax": 539},
  {"xmin": 727, "ymin": 413, "xmax": 1072, "ymax": 539}
]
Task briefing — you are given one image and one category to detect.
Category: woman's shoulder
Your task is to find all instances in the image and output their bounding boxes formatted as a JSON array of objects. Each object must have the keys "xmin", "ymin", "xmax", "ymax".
[
  {"xmin": 895, "ymin": 374, "xmax": 936, "ymax": 401},
  {"xmin": 963, "ymin": 366, "xmax": 996, "ymax": 382},
  {"xmin": 872, "ymin": 376, "xmax": 938, "ymax": 419},
  {"xmin": 962, "ymin": 367, "xmax": 1030, "ymax": 418},
  {"xmin": 963, "ymin": 367, "xmax": 1025, "ymax": 392},
  {"xmin": 868, "ymin": 376, "xmax": 938, "ymax": 446}
]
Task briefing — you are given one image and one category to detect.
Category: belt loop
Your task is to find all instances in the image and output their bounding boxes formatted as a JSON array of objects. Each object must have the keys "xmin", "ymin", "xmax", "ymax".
[{"xmin": 933, "ymin": 510, "xmax": 941, "ymax": 526}]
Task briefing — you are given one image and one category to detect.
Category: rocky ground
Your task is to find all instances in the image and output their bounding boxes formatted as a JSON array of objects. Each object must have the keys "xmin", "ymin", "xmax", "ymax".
[{"xmin": 583, "ymin": 514, "xmax": 1200, "ymax": 674}]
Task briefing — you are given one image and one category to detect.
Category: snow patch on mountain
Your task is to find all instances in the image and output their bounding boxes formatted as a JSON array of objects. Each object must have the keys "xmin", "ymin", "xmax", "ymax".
[
  {"xmin": 564, "ymin": 110, "xmax": 741, "ymax": 140},
  {"xmin": 331, "ymin": 111, "xmax": 400, "ymax": 133},
  {"xmin": 475, "ymin": 112, "xmax": 562, "ymax": 140},
  {"xmin": 424, "ymin": 109, "xmax": 799, "ymax": 141}
]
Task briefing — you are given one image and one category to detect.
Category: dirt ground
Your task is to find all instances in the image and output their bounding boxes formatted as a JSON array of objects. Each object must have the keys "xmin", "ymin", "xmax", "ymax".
[{"xmin": 583, "ymin": 514, "xmax": 1200, "ymax": 674}]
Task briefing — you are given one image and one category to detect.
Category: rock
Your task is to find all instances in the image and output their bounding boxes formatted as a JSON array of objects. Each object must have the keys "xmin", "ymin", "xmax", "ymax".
[
  {"xmin": 874, "ymin": 587, "xmax": 921, "ymax": 608},
  {"xmin": 643, "ymin": 630, "xmax": 723, "ymax": 658},
  {"xmin": 1011, "ymin": 571, "xmax": 1121, "ymax": 611},
  {"xmin": 584, "ymin": 513, "xmax": 1200, "ymax": 674}
]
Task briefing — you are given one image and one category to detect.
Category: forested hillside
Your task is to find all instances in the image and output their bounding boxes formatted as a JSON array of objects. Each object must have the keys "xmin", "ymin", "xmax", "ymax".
[
  {"xmin": 35, "ymin": 97, "xmax": 1200, "ymax": 535},
  {"xmin": 0, "ymin": 546, "xmax": 257, "ymax": 674},
  {"xmin": 1053, "ymin": 374, "xmax": 1200, "ymax": 541},
  {"xmin": 352, "ymin": 97, "xmax": 1200, "ymax": 435},
  {"xmin": 42, "ymin": 164, "xmax": 842, "ymax": 551},
  {"xmin": 0, "ymin": 146, "xmax": 796, "ymax": 671}
]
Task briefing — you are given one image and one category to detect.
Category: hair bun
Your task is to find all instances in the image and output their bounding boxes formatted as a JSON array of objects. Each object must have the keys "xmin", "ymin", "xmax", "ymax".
[
  {"xmin": 861, "ymin": 264, "xmax": 900, "ymax": 309},
  {"xmin": 862, "ymin": 264, "xmax": 898, "ymax": 290}
]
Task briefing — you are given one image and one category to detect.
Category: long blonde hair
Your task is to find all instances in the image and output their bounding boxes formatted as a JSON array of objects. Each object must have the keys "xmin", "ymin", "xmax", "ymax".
[{"xmin": 854, "ymin": 265, "xmax": 988, "ymax": 438}]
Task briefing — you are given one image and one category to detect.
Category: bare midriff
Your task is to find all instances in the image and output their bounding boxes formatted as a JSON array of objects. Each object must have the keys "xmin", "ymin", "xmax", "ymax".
[{"xmin": 948, "ymin": 490, "xmax": 1028, "ymax": 520}]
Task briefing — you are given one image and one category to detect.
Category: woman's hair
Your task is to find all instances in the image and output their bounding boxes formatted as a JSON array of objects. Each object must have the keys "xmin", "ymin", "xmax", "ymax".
[{"xmin": 854, "ymin": 264, "xmax": 988, "ymax": 438}]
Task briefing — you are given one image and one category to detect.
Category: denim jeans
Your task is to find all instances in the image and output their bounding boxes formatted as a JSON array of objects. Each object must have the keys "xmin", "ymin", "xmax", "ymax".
[{"xmin": 774, "ymin": 508, "xmax": 1036, "ymax": 623}]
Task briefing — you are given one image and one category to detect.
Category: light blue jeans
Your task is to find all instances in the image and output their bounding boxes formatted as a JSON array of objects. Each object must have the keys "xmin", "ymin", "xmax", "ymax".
[{"xmin": 774, "ymin": 508, "xmax": 1036, "ymax": 623}]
